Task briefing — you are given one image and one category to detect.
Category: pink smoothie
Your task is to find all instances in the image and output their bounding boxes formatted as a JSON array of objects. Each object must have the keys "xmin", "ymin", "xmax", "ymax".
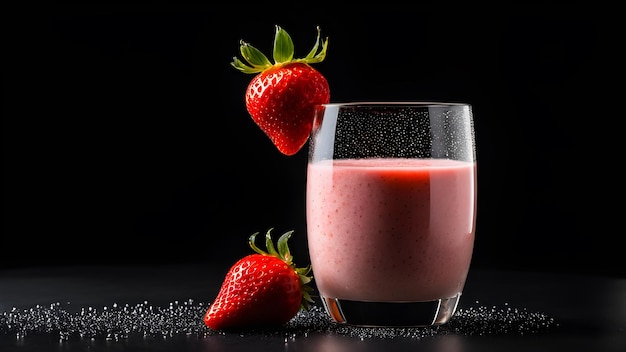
[{"xmin": 306, "ymin": 158, "xmax": 476, "ymax": 302}]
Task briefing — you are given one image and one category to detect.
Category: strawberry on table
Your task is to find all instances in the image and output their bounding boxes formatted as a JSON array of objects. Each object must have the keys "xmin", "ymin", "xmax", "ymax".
[
  {"xmin": 231, "ymin": 25, "xmax": 331, "ymax": 156},
  {"xmin": 204, "ymin": 229, "xmax": 314, "ymax": 330}
]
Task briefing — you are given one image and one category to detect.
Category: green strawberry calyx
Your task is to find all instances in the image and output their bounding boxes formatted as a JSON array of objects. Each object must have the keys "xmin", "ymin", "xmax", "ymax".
[
  {"xmin": 231, "ymin": 25, "xmax": 328, "ymax": 74},
  {"xmin": 248, "ymin": 228, "xmax": 315, "ymax": 310}
]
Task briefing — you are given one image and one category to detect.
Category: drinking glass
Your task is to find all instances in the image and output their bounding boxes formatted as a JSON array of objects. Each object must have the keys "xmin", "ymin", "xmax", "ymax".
[{"xmin": 306, "ymin": 102, "xmax": 477, "ymax": 327}]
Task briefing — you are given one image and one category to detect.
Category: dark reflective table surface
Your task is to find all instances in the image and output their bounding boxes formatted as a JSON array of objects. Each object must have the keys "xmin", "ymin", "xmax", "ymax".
[{"xmin": 1, "ymin": 263, "xmax": 625, "ymax": 351}]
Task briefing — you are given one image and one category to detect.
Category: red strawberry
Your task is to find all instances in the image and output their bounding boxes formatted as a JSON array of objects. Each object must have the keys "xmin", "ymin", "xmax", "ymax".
[
  {"xmin": 231, "ymin": 25, "xmax": 331, "ymax": 156},
  {"xmin": 204, "ymin": 229, "xmax": 314, "ymax": 330}
]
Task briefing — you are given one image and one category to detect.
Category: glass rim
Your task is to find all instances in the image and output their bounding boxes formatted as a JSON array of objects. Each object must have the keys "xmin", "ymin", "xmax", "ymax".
[{"xmin": 318, "ymin": 101, "xmax": 471, "ymax": 108}]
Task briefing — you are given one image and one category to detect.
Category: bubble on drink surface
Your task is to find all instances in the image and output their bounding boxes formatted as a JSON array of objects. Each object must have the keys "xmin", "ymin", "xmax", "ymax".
[{"xmin": 1, "ymin": 300, "xmax": 556, "ymax": 341}]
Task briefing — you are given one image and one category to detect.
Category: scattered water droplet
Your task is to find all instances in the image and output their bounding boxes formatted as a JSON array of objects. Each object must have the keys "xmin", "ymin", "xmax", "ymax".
[{"xmin": 0, "ymin": 300, "xmax": 556, "ymax": 341}]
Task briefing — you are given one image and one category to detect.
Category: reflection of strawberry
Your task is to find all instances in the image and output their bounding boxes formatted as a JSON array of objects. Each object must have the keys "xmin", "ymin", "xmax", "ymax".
[
  {"xmin": 231, "ymin": 26, "xmax": 330, "ymax": 156},
  {"xmin": 204, "ymin": 229, "xmax": 314, "ymax": 330}
]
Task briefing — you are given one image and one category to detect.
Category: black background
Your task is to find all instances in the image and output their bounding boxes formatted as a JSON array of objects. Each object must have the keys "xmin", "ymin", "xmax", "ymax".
[{"xmin": 2, "ymin": 3, "xmax": 622, "ymax": 277}]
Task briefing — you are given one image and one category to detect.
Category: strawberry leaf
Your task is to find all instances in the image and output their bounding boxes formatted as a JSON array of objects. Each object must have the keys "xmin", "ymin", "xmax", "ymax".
[
  {"xmin": 230, "ymin": 56, "xmax": 258, "ymax": 74},
  {"xmin": 265, "ymin": 228, "xmax": 280, "ymax": 257},
  {"xmin": 273, "ymin": 25, "xmax": 294, "ymax": 64},
  {"xmin": 277, "ymin": 230, "xmax": 294, "ymax": 264},
  {"xmin": 248, "ymin": 232, "xmax": 267, "ymax": 255},
  {"xmin": 241, "ymin": 41, "xmax": 272, "ymax": 68},
  {"xmin": 303, "ymin": 26, "xmax": 328, "ymax": 63},
  {"xmin": 231, "ymin": 25, "xmax": 328, "ymax": 75}
]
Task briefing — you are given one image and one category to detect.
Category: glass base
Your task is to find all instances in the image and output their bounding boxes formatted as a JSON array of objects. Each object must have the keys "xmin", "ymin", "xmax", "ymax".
[{"xmin": 320, "ymin": 293, "xmax": 461, "ymax": 327}]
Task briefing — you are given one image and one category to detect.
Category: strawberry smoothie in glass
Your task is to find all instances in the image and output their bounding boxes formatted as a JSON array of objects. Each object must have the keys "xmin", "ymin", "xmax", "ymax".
[{"xmin": 306, "ymin": 102, "xmax": 477, "ymax": 327}]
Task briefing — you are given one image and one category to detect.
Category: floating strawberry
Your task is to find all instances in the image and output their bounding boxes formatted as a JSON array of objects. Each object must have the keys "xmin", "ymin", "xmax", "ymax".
[
  {"xmin": 231, "ymin": 25, "xmax": 331, "ymax": 156},
  {"xmin": 204, "ymin": 229, "xmax": 314, "ymax": 330}
]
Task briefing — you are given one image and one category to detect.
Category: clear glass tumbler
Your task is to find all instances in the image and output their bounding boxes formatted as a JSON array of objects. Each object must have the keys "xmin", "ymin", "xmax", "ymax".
[{"xmin": 306, "ymin": 102, "xmax": 477, "ymax": 327}]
